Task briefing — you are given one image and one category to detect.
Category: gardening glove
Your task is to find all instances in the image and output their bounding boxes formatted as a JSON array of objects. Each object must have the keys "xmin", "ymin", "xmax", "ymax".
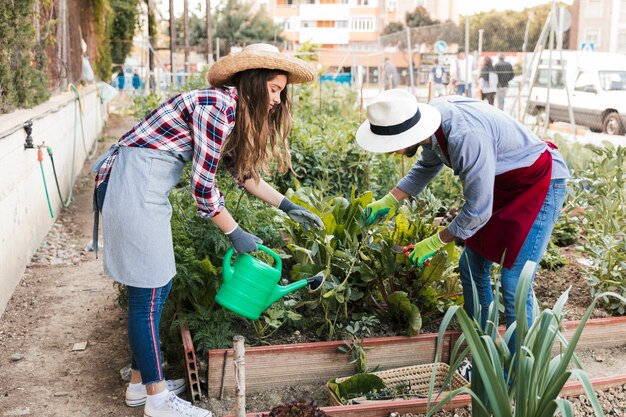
[
  {"xmin": 226, "ymin": 225, "xmax": 262, "ymax": 254},
  {"xmin": 278, "ymin": 197, "xmax": 323, "ymax": 231},
  {"xmin": 362, "ymin": 193, "xmax": 399, "ymax": 225},
  {"xmin": 409, "ymin": 233, "xmax": 445, "ymax": 267}
]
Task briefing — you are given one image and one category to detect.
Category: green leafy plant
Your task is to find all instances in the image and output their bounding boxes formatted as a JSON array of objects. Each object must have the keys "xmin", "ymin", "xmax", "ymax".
[
  {"xmin": 283, "ymin": 186, "xmax": 459, "ymax": 339},
  {"xmin": 326, "ymin": 373, "xmax": 385, "ymax": 405},
  {"xmin": 426, "ymin": 260, "xmax": 626, "ymax": 417},
  {"xmin": 248, "ymin": 303, "xmax": 303, "ymax": 345},
  {"xmin": 569, "ymin": 145, "xmax": 626, "ymax": 314},
  {"xmin": 540, "ymin": 244, "xmax": 568, "ymax": 271},
  {"xmin": 551, "ymin": 215, "xmax": 579, "ymax": 247},
  {"xmin": 337, "ymin": 316, "xmax": 381, "ymax": 374}
]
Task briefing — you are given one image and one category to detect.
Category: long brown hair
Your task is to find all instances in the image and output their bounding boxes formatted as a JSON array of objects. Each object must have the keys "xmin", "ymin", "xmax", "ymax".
[{"xmin": 222, "ymin": 68, "xmax": 292, "ymax": 183}]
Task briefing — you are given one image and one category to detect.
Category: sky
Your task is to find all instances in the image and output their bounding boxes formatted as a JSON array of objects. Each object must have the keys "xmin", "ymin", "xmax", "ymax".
[{"xmin": 157, "ymin": 0, "xmax": 575, "ymax": 18}]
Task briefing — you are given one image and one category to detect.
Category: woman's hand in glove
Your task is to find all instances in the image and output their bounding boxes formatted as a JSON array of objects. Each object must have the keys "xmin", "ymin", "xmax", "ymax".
[
  {"xmin": 226, "ymin": 225, "xmax": 262, "ymax": 253},
  {"xmin": 279, "ymin": 197, "xmax": 324, "ymax": 230}
]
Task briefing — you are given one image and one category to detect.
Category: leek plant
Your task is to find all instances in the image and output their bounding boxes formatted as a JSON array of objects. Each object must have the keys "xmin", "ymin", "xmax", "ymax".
[{"xmin": 426, "ymin": 261, "xmax": 626, "ymax": 417}]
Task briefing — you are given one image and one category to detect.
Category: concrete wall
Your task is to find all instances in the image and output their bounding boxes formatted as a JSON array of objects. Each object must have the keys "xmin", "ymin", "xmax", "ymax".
[{"xmin": 0, "ymin": 84, "xmax": 107, "ymax": 316}]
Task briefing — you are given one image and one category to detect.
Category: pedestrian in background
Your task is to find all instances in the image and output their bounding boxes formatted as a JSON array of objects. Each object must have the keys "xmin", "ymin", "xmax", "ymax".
[
  {"xmin": 115, "ymin": 68, "xmax": 125, "ymax": 93},
  {"xmin": 450, "ymin": 48, "xmax": 475, "ymax": 97},
  {"xmin": 383, "ymin": 57, "xmax": 399, "ymax": 90},
  {"xmin": 91, "ymin": 44, "xmax": 322, "ymax": 417},
  {"xmin": 478, "ymin": 56, "xmax": 498, "ymax": 106},
  {"xmin": 132, "ymin": 70, "xmax": 142, "ymax": 95},
  {"xmin": 429, "ymin": 56, "xmax": 448, "ymax": 98},
  {"xmin": 495, "ymin": 52, "xmax": 515, "ymax": 111}
]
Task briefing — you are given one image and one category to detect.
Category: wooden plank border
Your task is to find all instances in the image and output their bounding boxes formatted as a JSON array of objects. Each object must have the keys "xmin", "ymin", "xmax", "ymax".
[
  {"xmin": 207, "ymin": 316, "xmax": 626, "ymax": 399},
  {"xmin": 228, "ymin": 375, "xmax": 626, "ymax": 417}
]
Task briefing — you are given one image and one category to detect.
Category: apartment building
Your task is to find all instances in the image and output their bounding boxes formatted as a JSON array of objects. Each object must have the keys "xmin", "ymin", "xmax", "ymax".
[
  {"xmin": 261, "ymin": 0, "xmax": 457, "ymax": 73},
  {"xmin": 572, "ymin": 0, "xmax": 626, "ymax": 53}
]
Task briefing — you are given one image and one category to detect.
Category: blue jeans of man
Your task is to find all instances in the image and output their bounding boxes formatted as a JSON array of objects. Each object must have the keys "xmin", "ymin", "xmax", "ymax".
[
  {"xmin": 458, "ymin": 179, "xmax": 567, "ymax": 340},
  {"xmin": 455, "ymin": 83, "xmax": 472, "ymax": 97},
  {"xmin": 127, "ymin": 280, "xmax": 173, "ymax": 384}
]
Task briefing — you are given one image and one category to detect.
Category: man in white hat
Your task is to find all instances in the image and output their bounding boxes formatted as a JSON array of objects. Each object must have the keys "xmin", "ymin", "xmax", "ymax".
[{"xmin": 357, "ymin": 90, "xmax": 570, "ymax": 339}]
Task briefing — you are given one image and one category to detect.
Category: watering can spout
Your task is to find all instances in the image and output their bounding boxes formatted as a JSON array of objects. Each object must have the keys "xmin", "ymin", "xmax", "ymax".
[
  {"xmin": 266, "ymin": 279, "xmax": 308, "ymax": 308},
  {"xmin": 266, "ymin": 272, "xmax": 326, "ymax": 308}
]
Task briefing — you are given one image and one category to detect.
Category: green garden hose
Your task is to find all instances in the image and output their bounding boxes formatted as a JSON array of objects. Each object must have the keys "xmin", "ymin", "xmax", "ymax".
[{"xmin": 37, "ymin": 147, "xmax": 54, "ymax": 219}]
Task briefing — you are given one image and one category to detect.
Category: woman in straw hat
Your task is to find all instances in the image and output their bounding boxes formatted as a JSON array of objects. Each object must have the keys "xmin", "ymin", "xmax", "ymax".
[
  {"xmin": 358, "ymin": 90, "xmax": 569, "ymax": 352},
  {"xmin": 91, "ymin": 43, "xmax": 321, "ymax": 417}
]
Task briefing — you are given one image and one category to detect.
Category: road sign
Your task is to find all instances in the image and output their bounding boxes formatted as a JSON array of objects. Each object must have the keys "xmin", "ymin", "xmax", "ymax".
[
  {"xmin": 580, "ymin": 42, "xmax": 595, "ymax": 51},
  {"xmin": 434, "ymin": 40, "xmax": 447, "ymax": 54}
]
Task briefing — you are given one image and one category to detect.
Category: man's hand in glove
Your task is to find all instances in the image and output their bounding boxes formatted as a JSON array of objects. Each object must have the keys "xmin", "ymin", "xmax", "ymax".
[
  {"xmin": 409, "ymin": 233, "xmax": 445, "ymax": 267},
  {"xmin": 362, "ymin": 193, "xmax": 399, "ymax": 225},
  {"xmin": 279, "ymin": 197, "xmax": 324, "ymax": 230},
  {"xmin": 226, "ymin": 225, "xmax": 262, "ymax": 253}
]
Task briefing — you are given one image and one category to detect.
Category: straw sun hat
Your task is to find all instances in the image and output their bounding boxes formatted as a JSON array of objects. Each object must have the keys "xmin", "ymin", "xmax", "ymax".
[
  {"xmin": 356, "ymin": 89, "xmax": 441, "ymax": 153},
  {"xmin": 207, "ymin": 43, "xmax": 315, "ymax": 87}
]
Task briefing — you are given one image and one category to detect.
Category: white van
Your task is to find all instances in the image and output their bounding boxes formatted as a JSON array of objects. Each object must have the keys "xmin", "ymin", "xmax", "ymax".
[{"xmin": 526, "ymin": 51, "xmax": 626, "ymax": 135}]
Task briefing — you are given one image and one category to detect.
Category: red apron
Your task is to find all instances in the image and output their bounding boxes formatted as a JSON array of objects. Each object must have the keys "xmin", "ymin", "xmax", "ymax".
[{"xmin": 434, "ymin": 127, "xmax": 553, "ymax": 268}]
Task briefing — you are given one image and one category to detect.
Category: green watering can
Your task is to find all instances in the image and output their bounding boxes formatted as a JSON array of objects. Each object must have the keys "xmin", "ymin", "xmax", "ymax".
[{"xmin": 216, "ymin": 244, "xmax": 324, "ymax": 320}]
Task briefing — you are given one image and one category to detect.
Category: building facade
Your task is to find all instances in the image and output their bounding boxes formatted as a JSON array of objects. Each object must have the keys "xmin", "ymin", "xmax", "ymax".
[
  {"xmin": 573, "ymin": 0, "xmax": 626, "ymax": 53},
  {"xmin": 260, "ymin": 0, "xmax": 456, "ymax": 80}
]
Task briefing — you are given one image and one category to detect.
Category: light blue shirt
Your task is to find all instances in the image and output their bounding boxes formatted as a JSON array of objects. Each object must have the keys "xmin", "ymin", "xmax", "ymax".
[{"xmin": 396, "ymin": 96, "xmax": 570, "ymax": 240}]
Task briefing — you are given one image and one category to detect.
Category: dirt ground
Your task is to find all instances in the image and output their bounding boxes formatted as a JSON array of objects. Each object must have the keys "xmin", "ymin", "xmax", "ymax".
[{"xmin": 1, "ymin": 107, "xmax": 625, "ymax": 417}]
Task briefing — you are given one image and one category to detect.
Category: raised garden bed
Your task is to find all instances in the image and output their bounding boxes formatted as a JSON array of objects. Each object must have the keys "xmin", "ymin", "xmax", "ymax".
[{"xmin": 206, "ymin": 316, "xmax": 626, "ymax": 399}]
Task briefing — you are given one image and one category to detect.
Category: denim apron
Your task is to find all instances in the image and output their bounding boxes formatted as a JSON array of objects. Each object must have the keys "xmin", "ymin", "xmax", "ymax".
[{"xmin": 92, "ymin": 145, "xmax": 192, "ymax": 288}]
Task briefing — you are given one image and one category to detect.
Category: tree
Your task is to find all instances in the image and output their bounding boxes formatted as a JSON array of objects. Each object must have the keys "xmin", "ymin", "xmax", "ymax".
[
  {"xmin": 214, "ymin": 0, "xmax": 283, "ymax": 55},
  {"xmin": 110, "ymin": 0, "xmax": 140, "ymax": 66},
  {"xmin": 467, "ymin": 3, "xmax": 570, "ymax": 52},
  {"xmin": 176, "ymin": 14, "xmax": 206, "ymax": 47},
  {"xmin": 405, "ymin": 6, "xmax": 438, "ymax": 28},
  {"xmin": 382, "ymin": 21, "xmax": 404, "ymax": 35}
]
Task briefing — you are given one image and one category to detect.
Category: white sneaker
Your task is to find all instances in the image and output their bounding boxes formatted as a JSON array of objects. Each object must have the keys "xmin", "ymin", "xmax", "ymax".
[
  {"xmin": 126, "ymin": 378, "xmax": 187, "ymax": 407},
  {"xmin": 143, "ymin": 392, "xmax": 212, "ymax": 417},
  {"xmin": 457, "ymin": 358, "xmax": 472, "ymax": 383}
]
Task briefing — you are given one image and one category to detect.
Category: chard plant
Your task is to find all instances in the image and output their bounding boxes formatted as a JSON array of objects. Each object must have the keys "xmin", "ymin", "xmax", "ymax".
[
  {"xmin": 426, "ymin": 260, "xmax": 626, "ymax": 417},
  {"xmin": 282, "ymin": 186, "xmax": 460, "ymax": 339}
]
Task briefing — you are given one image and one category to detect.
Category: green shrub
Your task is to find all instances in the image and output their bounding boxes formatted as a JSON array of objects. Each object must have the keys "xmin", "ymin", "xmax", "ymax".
[
  {"xmin": 0, "ymin": 0, "xmax": 49, "ymax": 113},
  {"xmin": 569, "ymin": 145, "xmax": 626, "ymax": 314}
]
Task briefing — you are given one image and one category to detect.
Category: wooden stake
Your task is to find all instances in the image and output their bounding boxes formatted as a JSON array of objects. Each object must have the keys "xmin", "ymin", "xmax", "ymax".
[{"xmin": 233, "ymin": 335, "xmax": 246, "ymax": 417}]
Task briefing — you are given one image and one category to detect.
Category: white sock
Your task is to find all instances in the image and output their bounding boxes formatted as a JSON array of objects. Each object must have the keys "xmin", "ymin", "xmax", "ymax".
[
  {"xmin": 128, "ymin": 382, "xmax": 144, "ymax": 392},
  {"xmin": 146, "ymin": 389, "xmax": 170, "ymax": 409}
]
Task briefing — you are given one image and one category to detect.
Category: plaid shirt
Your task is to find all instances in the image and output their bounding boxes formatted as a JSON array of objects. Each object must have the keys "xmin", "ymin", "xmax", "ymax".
[{"xmin": 95, "ymin": 87, "xmax": 238, "ymax": 218}]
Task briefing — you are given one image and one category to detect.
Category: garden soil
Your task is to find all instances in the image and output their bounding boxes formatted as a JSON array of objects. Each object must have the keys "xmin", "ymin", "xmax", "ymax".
[{"xmin": 1, "ymin": 108, "xmax": 625, "ymax": 417}]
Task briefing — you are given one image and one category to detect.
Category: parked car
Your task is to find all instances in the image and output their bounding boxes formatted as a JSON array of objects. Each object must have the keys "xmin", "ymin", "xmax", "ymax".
[{"xmin": 526, "ymin": 51, "xmax": 626, "ymax": 135}]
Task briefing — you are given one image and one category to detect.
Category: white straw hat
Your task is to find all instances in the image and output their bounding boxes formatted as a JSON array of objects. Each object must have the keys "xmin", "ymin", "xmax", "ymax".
[
  {"xmin": 208, "ymin": 43, "xmax": 315, "ymax": 87},
  {"xmin": 356, "ymin": 89, "xmax": 441, "ymax": 153}
]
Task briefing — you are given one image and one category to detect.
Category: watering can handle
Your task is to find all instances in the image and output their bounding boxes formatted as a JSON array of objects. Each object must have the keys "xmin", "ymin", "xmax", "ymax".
[
  {"xmin": 257, "ymin": 244, "xmax": 282, "ymax": 272},
  {"xmin": 222, "ymin": 247, "xmax": 235, "ymax": 284}
]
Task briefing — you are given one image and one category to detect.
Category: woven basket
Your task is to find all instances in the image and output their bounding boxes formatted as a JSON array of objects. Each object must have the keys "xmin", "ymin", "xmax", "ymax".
[{"xmin": 326, "ymin": 363, "xmax": 469, "ymax": 406}]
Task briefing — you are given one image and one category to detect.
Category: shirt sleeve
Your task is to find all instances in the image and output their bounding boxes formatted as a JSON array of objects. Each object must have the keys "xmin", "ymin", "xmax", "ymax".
[
  {"xmin": 396, "ymin": 146, "xmax": 444, "ymax": 196},
  {"xmin": 446, "ymin": 130, "xmax": 496, "ymax": 240},
  {"xmin": 188, "ymin": 91, "xmax": 236, "ymax": 219}
]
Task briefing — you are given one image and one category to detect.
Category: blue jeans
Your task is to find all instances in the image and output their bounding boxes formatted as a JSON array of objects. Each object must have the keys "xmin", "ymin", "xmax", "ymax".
[
  {"xmin": 455, "ymin": 83, "xmax": 472, "ymax": 97},
  {"xmin": 459, "ymin": 179, "xmax": 567, "ymax": 336},
  {"xmin": 127, "ymin": 280, "xmax": 173, "ymax": 384}
]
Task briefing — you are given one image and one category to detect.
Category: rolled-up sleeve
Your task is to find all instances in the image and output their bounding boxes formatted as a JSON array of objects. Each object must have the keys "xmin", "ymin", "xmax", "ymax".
[
  {"xmin": 446, "ymin": 134, "xmax": 496, "ymax": 240},
  {"xmin": 189, "ymin": 92, "xmax": 236, "ymax": 218}
]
